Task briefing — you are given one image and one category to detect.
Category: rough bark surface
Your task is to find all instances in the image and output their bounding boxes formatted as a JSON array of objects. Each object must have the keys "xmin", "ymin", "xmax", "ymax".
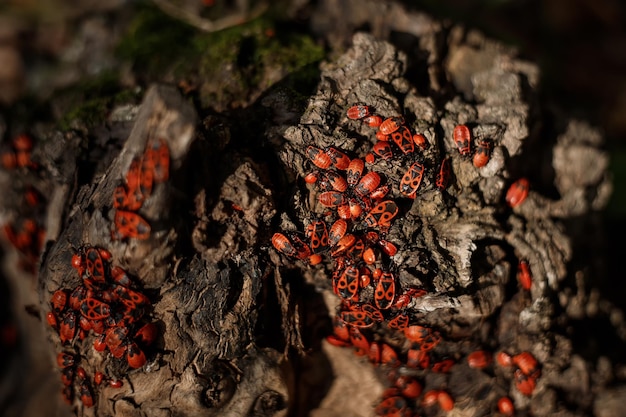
[{"xmin": 0, "ymin": 6, "xmax": 622, "ymax": 417}]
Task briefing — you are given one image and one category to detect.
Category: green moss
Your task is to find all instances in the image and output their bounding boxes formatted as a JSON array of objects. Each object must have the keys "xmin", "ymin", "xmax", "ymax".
[
  {"xmin": 56, "ymin": 73, "xmax": 141, "ymax": 131},
  {"xmin": 113, "ymin": 3, "xmax": 325, "ymax": 109},
  {"xmin": 195, "ymin": 19, "xmax": 325, "ymax": 108},
  {"xmin": 115, "ymin": 4, "xmax": 197, "ymax": 78}
]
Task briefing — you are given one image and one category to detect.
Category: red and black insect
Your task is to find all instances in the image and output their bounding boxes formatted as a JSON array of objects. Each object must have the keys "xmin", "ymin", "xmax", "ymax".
[
  {"xmin": 305, "ymin": 220, "xmax": 329, "ymax": 252},
  {"xmin": 71, "ymin": 246, "xmax": 112, "ymax": 282},
  {"xmin": 112, "ymin": 210, "xmax": 151, "ymax": 240},
  {"xmin": 271, "ymin": 232, "xmax": 311, "ymax": 260},
  {"xmin": 372, "ymin": 141, "xmax": 393, "ymax": 160},
  {"xmin": 363, "ymin": 200, "xmax": 398, "ymax": 230},
  {"xmin": 473, "ymin": 138, "xmax": 492, "ymax": 168},
  {"xmin": 514, "ymin": 368, "xmax": 536, "ymax": 396},
  {"xmin": 319, "ymin": 191, "xmax": 347, "ymax": 207},
  {"xmin": 325, "ymin": 147, "xmax": 351, "ymax": 170},
  {"xmin": 354, "ymin": 172, "xmax": 381, "ymax": 198},
  {"xmin": 339, "ymin": 309, "xmax": 374, "ymax": 328},
  {"xmin": 374, "ymin": 271, "xmax": 396, "ymax": 310},
  {"xmin": 498, "ymin": 397, "xmax": 515, "ymax": 416},
  {"xmin": 51, "ymin": 290, "xmax": 68, "ymax": 315},
  {"xmin": 59, "ymin": 311, "xmax": 78, "ymax": 344},
  {"xmin": 127, "ymin": 342, "xmax": 147, "ymax": 369},
  {"xmin": 306, "ymin": 146, "xmax": 332, "ymax": 169},
  {"xmin": 453, "ymin": 124, "xmax": 472, "ymax": 156},
  {"xmin": 391, "ymin": 126, "xmax": 415, "ymax": 155},
  {"xmin": 399, "ymin": 162, "xmax": 424, "ymax": 198},
  {"xmin": 363, "ymin": 115, "xmax": 383, "ymax": 128},
  {"xmin": 347, "ymin": 103, "xmax": 370, "ymax": 120},
  {"xmin": 506, "ymin": 178, "xmax": 530, "ymax": 207},
  {"xmin": 387, "ymin": 312, "xmax": 409, "ymax": 330},
  {"xmin": 467, "ymin": 350, "xmax": 492, "ymax": 369},
  {"xmin": 379, "ymin": 117, "xmax": 405, "ymax": 135},
  {"xmin": 336, "ymin": 265, "xmax": 360, "ymax": 300}
]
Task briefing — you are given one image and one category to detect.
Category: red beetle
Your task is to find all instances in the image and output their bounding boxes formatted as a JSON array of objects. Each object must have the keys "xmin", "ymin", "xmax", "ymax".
[
  {"xmin": 361, "ymin": 304, "xmax": 384, "ymax": 322},
  {"xmin": 497, "ymin": 397, "xmax": 515, "ymax": 416},
  {"xmin": 112, "ymin": 210, "xmax": 151, "ymax": 240},
  {"xmin": 306, "ymin": 146, "xmax": 332, "ymax": 169},
  {"xmin": 336, "ymin": 265, "xmax": 360, "ymax": 300},
  {"xmin": 51, "ymin": 290, "xmax": 67, "ymax": 314},
  {"xmin": 323, "ymin": 171, "xmax": 348, "ymax": 192},
  {"xmin": 56, "ymin": 352, "xmax": 75, "ymax": 368},
  {"xmin": 421, "ymin": 390, "xmax": 440, "ymax": 407},
  {"xmin": 328, "ymin": 219, "xmax": 347, "ymax": 246},
  {"xmin": 374, "ymin": 271, "xmax": 396, "ymax": 310},
  {"xmin": 431, "ymin": 359, "xmax": 455, "ymax": 373},
  {"xmin": 407, "ymin": 348, "xmax": 430, "ymax": 369},
  {"xmin": 372, "ymin": 141, "xmax": 393, "ymax": 160},
  {"xmin": 59, "ymin": 311, "xmax": 78, "ymax": 344},
  {"xmin": 391, "ymin": 126, "xmax": 414, "ymax": 154},
  {"xmin": 305, "ymin": 220, "xmax": 329, "ymax": 252},
  {"xmin": 135, "ymin": 322, "xmax": 158, "ymax": 345},
  {"xmin": 46, "ymin": 311, "xmax": 58, "ymax": 329},
  {"xmin": 363, "ymin": 115, "xmax": 383, "ymax": 128},
  {"xmin": 362, "ymin": 247, "xmax": 376, "ymax": 265},
  {"xmin": 393, "ymin": 375, "xmax": 422, "ymax": 399},
  {"xmin": 330, "ymin": 234, "xmax": 356, "ymax": 257},
  {"xmin": 61, "ymin": 367, "xmax": 75, "ymax": 386},
  {"xmin": 319, "ymin": 191, "xmax": 347, "ymax": 207},
  {"xmin": 412, "ymin": 133, "xmax": 428, "ymax": 150},
  {"xmin": 387, "ymin": 312, "xmax": 409, "ymax": 330},
  {"xmin": 326, "ymin": 147, "xmax": 351, "ymax": 170},
  {"xmin": 109, "ymin": 379, "xmax": 123, "ymax": 388},
  {"xmin": 363, "ymin": 200, "xmax": 398, "ymax": 229},
  {"xmin": 374, "ymin": 394, "xmax": 409, "ymax": 417},
  {"xmin": 79, "ymin": 379, "xmax": 94, "ymax": 407},
  {"xmin": 513, "ymin": 351, "xmax": 540, "ymax": 377},
  {"xmin": 438, "ymin": 391, "xmax": 454, "ymax": 411},
  {"xmin": 346, "ymin": 159, "xmax": 364, "ymax": 186},
  {"xmin": 271, "ymin": 233, "xmax": 311, "ymax": 260},
  {"xmin": 399, "ymin": 162, "xmax": 424, "ymax": 198},
  {"xmin": 473, "ymin": 138, "xmax": 492, "ymax": 168},
  {"xmin": 347, "ymin": 103, "xmax": 370, "ymax": 120},
  {"xmin": 79, "ymin": 298, "xmax": 111, "ymax": 321},
  {"xmin": 339, "ymin": 309, "xmax": 374, "ymax": 328},
  {"xmin": 354, "ymin": 172, "xmax": 381, "ymax": 198},
  {"xmin": 467, "ymin": 350, "xmax": 492, "ymax": 369},
  {"xmin": 453, "ymin": 124, "xmax": 472, "ymax": 156},
  {"xmin": 127, "ymin": 342, "xmax": 147, "ymax": 368},
  {"xmin": 505, "ymin": 178, "xmax": 530, "ymax": 207},
  {"xmin": 496, "ymin": 351, "xmax": 513, "ymax": 367},
  {"xmin": 514, "ymin": 368, "xmax": 536, "ymax": 396},
  {"xmin": 379, "ymin": 117, "xmax": 405, "ymax": 135}
]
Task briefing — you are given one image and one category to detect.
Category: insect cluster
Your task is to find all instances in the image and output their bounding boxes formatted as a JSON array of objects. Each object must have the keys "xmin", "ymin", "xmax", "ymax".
[
  {"xmin": 46, "ymin": 245, "xmax": 158, "ymax": 407},
  {"xmin": 0, "ymin": 134, "xmax": 46, "ymax": 273},
  {"xmin": 46, "ymin": 138, "xmax": 170, "ymax": 408},
  {"xmin": 272, "ymin": 103, "xmax": 537, "ymax": 415},
  {"xmin": 111, "ymin": 138, "xmax": 170, "ymax": 240}
]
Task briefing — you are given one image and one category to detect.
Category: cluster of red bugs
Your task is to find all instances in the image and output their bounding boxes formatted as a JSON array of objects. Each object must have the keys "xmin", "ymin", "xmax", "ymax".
[
  {"xmin": 45, "ymin": 138, "xmax": 169, "ymax": 408},
  {"xmin": 496, "ymin": 351, "xmax": 542, "ymax": 397},
  {"xmin": 46, "ymin": 245, "xmax": 158, "ymax": 407},
  {"xmin": 0, "ymin": 133, "xmax": 38, "ymax": 170},
  {"xmin": 1, "ymin": 134, "xmax": 46, "ymax": 273},
  {"xmin": 272, "ymin": 102, "xmax": 541, "ymax": 415},
  {"xmin": 111, "ymin": 138, "xmax": 170, "ymax": 240}
]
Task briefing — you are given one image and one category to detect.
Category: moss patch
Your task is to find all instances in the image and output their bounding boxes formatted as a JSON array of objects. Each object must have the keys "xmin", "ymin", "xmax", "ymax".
[
  {"xmin": 56, "ymin": 73, "xmax": 141, "ymax": 131},
  {"xmin": 116, "ymin": 4, "xmax": 325, "ymax": 110}
]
